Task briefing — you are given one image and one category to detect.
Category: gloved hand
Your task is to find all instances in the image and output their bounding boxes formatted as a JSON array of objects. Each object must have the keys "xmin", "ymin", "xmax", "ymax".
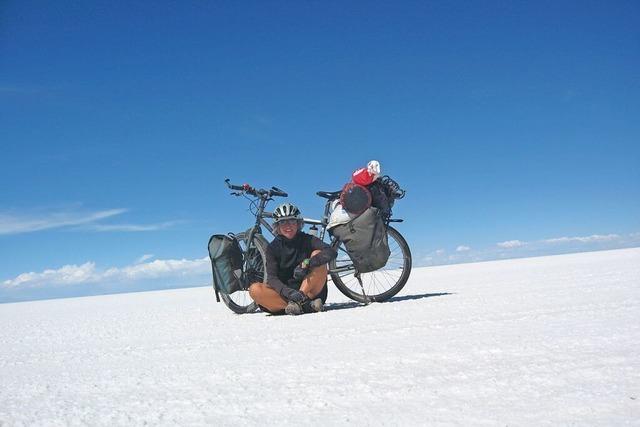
[
  {"xmin": 282, "ymin": 288, "xmax": 307, "ymax": 303},
  {"xmin": 292, "ymin": 258, "xmax": 311, "ymax": 281}
]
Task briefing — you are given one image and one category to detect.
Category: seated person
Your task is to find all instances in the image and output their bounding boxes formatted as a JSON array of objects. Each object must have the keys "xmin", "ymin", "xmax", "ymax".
[{"xmin": 249, "ymin": 203, "xmax": 337, "ymax": 315}]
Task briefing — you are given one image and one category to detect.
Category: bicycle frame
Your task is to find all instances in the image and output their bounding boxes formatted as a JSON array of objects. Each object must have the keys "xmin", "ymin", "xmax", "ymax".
[
  {"xmin": 225, "ymin": 178, "xmax": 405, "ymax": 278},
  {"xmin": 260, "ymin": 208, "xmax": 364, "ymax": 277},
  {"xmin": 219, "ymin": 178, "xmax": 410, "ymax": 311}
]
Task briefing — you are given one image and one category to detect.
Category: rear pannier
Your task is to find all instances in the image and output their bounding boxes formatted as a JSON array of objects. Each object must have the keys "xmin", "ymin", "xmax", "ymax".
[
  {"xmin": 208, "ymin": 233, "xmax": 244, "ymax": 296},
  {"xmin": 330, "ymin": 207, "xmax": 390, "ymax": 273}
]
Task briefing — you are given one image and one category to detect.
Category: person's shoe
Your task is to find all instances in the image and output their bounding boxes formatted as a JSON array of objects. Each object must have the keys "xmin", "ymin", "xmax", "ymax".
[
  {"xmin": 285, "ymin": 301, "xmax": 303, "ymax": 315},
  {"xmin": 302, "ymin": 298, "xmax": 324, "ymax": 313}
]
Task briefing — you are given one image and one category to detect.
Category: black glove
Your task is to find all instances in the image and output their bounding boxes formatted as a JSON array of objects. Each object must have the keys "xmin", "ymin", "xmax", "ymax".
[
  {"xmin": 293, "ymin": 265, "xmax": 309, "ymax": 281},
  {"xmin": 292, "ymin": 258, "xmax": 311, "ymax": 281},
  {"xmin": 282, "ymin": 287, "xmax": 307, "ymax": 303}
]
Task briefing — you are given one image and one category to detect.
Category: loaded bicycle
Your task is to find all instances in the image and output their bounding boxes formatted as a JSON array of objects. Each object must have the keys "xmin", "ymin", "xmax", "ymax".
[{"xmin": 213, "ymin": 178, "xmax": 412, "ymax": 314}]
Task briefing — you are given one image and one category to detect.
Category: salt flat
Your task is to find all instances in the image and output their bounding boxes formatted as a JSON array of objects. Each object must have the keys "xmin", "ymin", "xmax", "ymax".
[{"xmin": 1, "ymin": 248, "xmax": 639, "ymax": 426}]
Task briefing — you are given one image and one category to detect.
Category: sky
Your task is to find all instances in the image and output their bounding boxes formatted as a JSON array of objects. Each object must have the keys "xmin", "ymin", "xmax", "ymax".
[{"xmin": 1, "ymin": 0, "xmax": 639, "ymax": 302}]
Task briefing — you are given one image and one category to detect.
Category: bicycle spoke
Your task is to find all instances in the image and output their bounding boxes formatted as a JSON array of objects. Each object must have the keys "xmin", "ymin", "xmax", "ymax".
[
  {"xmin": 219, "ymin": 232, "xmax": 268, "ymax": 314},
  {"xmin": 329, "ymin": 226, "xmax": 412, "ymax": 302}
]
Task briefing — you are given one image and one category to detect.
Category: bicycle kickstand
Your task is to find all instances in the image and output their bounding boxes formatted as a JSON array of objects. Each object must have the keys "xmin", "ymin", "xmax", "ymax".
[{"xmin": 354, "ymin": 272, "xmax": 370, "ymax": 305}]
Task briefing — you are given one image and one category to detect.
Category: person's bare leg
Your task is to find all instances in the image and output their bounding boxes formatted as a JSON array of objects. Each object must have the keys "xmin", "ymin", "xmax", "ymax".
[
  {"xmin": 299, "ymin": 250, "xmax": 328, "ymax": 299},
  {"xmin": 248, "ymin": 283, "xmax": 287, "ymax": 312}
]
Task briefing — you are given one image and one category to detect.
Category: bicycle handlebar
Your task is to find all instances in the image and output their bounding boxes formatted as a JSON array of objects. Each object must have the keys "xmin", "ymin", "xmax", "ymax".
[
  {"xmin": 225, "ymin": 179, "xmax": 288, "ymax": 198},
  {"xmin": 270, "ymin": 186, "xmax": 288, "ymax": 197},
  {"xmin": 224, "ymin": 179, "xmax": 244, "ymax": 191}
]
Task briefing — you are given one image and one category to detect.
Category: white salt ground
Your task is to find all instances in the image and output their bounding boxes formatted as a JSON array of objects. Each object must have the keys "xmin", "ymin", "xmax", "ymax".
[{"xmin": 1, "ymin": 248, "xmax": 639, "ymax": 426}]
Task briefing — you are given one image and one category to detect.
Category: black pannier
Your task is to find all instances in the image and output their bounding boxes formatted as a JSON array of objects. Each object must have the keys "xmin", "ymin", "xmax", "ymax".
[
  {"xmin": 367, "ymin": 175, "xmax": 405, "ymax": 219},
  {"xmin": 208, "ymin": 233, "xmax": 244, "ymax": 296},
  {"xmin": 367, "ymin": 181, "xmax": 392, "ymax": 218},
  {"xmin": 330, "ymin": 207, "xmax": 390, "ymax": 273}
]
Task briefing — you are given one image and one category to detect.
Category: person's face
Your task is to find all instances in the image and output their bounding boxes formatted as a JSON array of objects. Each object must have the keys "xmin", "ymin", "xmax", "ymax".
[{"xmin": 278, "ymin": 219, "xmax": 298, "ymax": 239}]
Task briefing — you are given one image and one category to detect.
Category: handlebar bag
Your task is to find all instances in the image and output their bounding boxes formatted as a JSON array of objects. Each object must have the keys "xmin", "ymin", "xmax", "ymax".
[
  {"xmin": 330, "ymin": 207, "xmax": 390, "ymax": 273},
  {"xmin": 208, "ymin": 234, "xmax": 244, "ymax": 294}
]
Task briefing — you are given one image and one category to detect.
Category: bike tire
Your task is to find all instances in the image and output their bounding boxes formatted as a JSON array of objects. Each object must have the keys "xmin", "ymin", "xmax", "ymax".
[
  {"xmin": 219, "ymin": 231, "xmax": 268, "ymax": 314},
  {"xmin": 329, "ymin": 226, "xmax": 412, "ymax": 303}
]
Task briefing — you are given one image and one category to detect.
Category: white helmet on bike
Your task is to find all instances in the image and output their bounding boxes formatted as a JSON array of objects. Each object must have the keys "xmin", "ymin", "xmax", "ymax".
[{"xmin": 273, "ymin": 203, "xmax": 302, "ymax": 229}]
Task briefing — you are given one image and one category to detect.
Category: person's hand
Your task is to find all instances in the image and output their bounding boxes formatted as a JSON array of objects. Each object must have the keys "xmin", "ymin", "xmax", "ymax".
[
  {"xmin": 284, "ymin": 288, "xmax": 307, "ymax": 303},
  {"xmin": 293, "ymin": 266, "xmax": 308, "ymax": 280},
  {"xmin": 293, "ymin": 258, "xmax": 311, "ymax": 280}
]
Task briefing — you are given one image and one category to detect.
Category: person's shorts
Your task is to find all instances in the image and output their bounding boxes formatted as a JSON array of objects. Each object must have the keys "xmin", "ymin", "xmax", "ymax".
[{"xmin": 260, "ymin": 281, "xmax": 328, "ymax": 315}]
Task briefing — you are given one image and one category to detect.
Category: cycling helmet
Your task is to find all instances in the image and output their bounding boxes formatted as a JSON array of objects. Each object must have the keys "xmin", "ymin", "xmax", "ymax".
[{"xmin": 273, "ymin": 202, "xmax": 302, "ymax": 225}]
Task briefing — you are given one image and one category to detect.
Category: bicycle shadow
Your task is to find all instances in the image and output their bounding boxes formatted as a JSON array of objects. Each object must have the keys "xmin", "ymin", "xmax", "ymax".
[{"xmin": 324, "ymin": 292, "xmax": 453, "ymax": 312}]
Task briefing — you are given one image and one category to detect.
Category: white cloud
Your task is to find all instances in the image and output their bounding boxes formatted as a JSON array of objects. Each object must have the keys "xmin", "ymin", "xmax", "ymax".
[
  {"xmin": 2, "ymin": 257, "xmax": 210, "ymax": 289},
  {"xmin": 543, "ymin": 234, "xmax": 620, "ymax": 244},
  {"xmin": 136, "ymin": 254, "xmax": 155, "ymax": 264},
  {"xmin": 421, "ymin": 230, "xmax": 635, "ymax": 268},
  {"xmin": 497, "ymin": 240, "xmax": 527, "ymax": 248},
  {"xmin": 82, "ymin": 221, "xmax": 180, "ymax": 232},
  {"xmin": 104, "ymin": 257, "xmax": 210, "ymax": 281},
  {"xmin": 0, "ymin": 208, "xmax": 180, "ymax": 235},
  {"xmin": 421, "ymin": 249, "xmax": 448, "ymax": 266},
  {"xmin": 0, "ymin": 208, "xmax": 127, "ymax": 235},
  {"xmin": 498, "ymin": 234, "xmax": 625, "ymax": 249},
  {"xmin": 3, "ymin": 262, "xmax": 98, "ymax": 288}
]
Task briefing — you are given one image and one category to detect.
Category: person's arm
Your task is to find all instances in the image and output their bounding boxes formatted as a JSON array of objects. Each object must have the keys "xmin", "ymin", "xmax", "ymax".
[
  {"xmin": 265, "ymin": 245, "xmax": 288, "ymax": 296},
  {"xmin": 265, "ymin": 245, "xmax": 305, "ymax": 302},
  {"xmin": 308, "ymin": 236, "xmax": 337, "ymax": 267}
]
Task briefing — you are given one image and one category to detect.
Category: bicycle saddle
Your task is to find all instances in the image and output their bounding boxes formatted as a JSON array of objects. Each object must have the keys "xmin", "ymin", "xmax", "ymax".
[{"xmin": 316, "ymin": 190, "xmax": 342, "ymax": 199}]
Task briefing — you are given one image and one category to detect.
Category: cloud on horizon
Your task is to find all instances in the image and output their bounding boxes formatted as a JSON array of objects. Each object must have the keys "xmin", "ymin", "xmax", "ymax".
[
  {"xmin": 422, "ymin": 232, "xmax": 640, "ymax": 267},
  {"xmin": 497, "ymin": 240, "xmax": 527, "ymax": 248},
  {"xmin": 496, "ymin": 234, "xmax": 622, "ymax": 248},
  {"xmin": 3, "ymin": 230, "xmax": 639, "ymax": 303},
  {"xmin": 2, "ymin": 256, "xmax": 210, "ymax": 289},
  {"xmin": 542, "ymin": 234, "xmax": 620, "ymax": 244}
]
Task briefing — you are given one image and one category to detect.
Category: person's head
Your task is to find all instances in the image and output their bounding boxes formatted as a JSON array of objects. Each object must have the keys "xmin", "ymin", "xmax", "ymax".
[{"xmin": 273, "ymin": 202, "xmax": 303, "ymax": 239}]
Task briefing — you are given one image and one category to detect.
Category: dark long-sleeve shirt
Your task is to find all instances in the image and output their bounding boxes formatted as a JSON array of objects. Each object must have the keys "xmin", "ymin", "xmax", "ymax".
[{"xmin": 265, "ymin": 231, "xmax": 337, "ymax": 296}]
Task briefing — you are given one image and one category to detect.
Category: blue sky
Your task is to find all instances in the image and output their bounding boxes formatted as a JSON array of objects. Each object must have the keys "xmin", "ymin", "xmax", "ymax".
[{"xmin": 1, "ymin": 1, "xmax": 639, "ymax": 302}]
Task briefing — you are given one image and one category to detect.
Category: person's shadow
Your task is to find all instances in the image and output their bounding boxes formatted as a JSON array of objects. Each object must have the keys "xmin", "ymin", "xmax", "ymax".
[{"xmin": 325, "ymin": 292, "xmax": 453, "ymax": 311}]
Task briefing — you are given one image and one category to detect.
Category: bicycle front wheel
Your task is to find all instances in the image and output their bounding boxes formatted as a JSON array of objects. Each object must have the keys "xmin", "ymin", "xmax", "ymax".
[
  {"xmin": 219, "ymin": 231, "xmax": 267, "ymax": 314},
  {"xmin": 329, "ymin": 226, "xmax": 412, "ymax": 303}
]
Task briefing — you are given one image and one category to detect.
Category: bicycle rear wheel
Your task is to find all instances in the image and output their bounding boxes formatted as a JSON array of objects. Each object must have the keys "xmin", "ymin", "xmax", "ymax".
[
  {"xmin": 219, "ymin": 231, "xmax": 267, "ymax": 314},
  {"xmin": 329, "ymin": 226, "xmax": 411, "ymax": 303}
]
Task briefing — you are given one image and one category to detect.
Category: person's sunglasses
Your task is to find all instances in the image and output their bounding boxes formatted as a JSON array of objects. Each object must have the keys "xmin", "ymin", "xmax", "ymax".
[{"xmin": 278, "ymin": 219, "xmax": 298, "ymax": 227}]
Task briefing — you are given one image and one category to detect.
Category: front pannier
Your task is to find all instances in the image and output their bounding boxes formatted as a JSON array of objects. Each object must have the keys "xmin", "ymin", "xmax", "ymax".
[
  {"xmin": 208, "ymin": 234, "xmax": 244, "ymax": 296},
  {"xmin": 330, "ymin": 207, "xmax": 390, "ymax": 273}
]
